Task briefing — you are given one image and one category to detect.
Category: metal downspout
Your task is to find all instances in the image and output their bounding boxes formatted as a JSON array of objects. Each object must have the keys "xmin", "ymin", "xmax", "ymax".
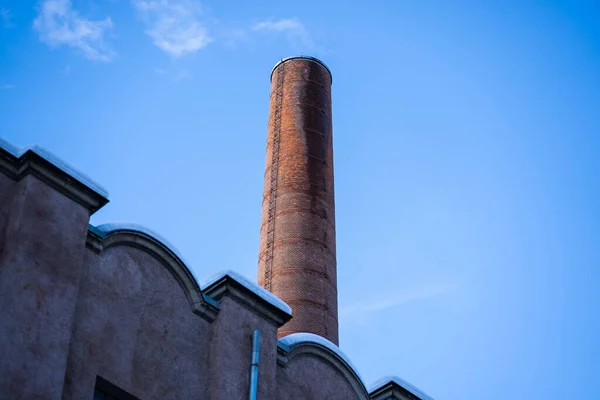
[{"xmin": 249, "ymin": 330, "xmax": 261, "ymax": 400}]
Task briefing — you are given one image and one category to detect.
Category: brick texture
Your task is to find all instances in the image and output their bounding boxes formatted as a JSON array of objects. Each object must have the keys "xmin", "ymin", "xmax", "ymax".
[{"xmin": 257, "ymin": 58, "xmax": 338, "ymax": 344}]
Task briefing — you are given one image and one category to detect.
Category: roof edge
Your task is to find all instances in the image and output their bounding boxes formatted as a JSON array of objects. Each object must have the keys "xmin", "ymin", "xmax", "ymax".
[
  {"xmin": 277, "ymin": 333, "xmax": 369, "ymax": 398},
  {"xmin": 86, "ymin": 222, "xmax": 220, "ymax": 322},
  {"xmin": 0, "ymin": 137, "xmax": 109, "ymax": 214},
  {"xmin": 202, "ymin": 270, "xmax": 293, "ymax": 327},
  {"xmin": 368, "ymin": 375, "xmax": 435, "ymax": 400},
  {"xmin": 270, "ymin": 55, "xmax": 332, "ymax": 84}
]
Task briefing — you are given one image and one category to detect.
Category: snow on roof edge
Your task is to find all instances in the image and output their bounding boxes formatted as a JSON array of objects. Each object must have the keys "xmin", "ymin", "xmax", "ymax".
[
  {"xmin": 94, "ymin": 222, "xmax": 203, "ymax": 287},
  {"xmin": 278, "ymin": 332, "xmax": 366, "ymax": 386},
  {"xmin": 94, "ymin": 226, "xmax": 290, "ymax": 316},
  {"xmin": 201, "ymin": 270, "xmax": 292, "ymax": 316},
  {"xmin": 0, "ymin": 137, "xmax": 20, "ymax": 155},
  {"xmin": 367, "ymin": 375, "xmax": 434, "ymax": 400},
  {"xmin": 0, "ymin": 137, "xmax": 109, "ymax": 198}
]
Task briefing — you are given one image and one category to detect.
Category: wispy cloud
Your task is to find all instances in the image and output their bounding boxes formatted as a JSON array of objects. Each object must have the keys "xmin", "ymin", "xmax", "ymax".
[
  {"xmin": 153, "ymin": 67, "xmax": 192, "ymax": 82},
  {"xmin": 253, "ymin": 18, "xmax": 305, "ymax": 33},
  {"xmin": 340, "ymin": 282, "xmax": 458, "ymax": 318},
  {"xmin": 33, "ymin": 0, "xmax": 115, "ymax": 62},
  {"xmin": 131, "ymin": 0, "xmax": 212, "ymax": 57},
  {"xmin": 174, "ymin": 70, "xmax": 191, "ymax": 81},
  {"xmin": 252, "ymin": 18, "xmax": 314, "ymax": 52},
  {"xmin": 0, "ymin": 81, "xmax": 15, "ymax": 90},
  {"xmin": 1, "ymin": 8, "xmax": 14, "ymax": 28},
  {"xmin": 222, "ymin": 28, "xmax": 250, "ymax": 50}
]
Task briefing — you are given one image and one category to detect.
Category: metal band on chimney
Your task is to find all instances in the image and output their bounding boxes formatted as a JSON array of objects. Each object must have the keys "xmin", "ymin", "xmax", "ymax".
[{"xmin": 270, "ymin": 56, "xmax": 333, "ymax": 85}]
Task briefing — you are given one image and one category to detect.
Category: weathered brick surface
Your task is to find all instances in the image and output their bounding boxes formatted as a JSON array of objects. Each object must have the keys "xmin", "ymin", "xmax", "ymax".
[{"xmin": 257, "ymin": 58, "xmax": 339, "ymax": 344}]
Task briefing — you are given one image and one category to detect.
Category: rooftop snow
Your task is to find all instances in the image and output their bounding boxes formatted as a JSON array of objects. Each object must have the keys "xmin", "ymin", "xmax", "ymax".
[
  {"xmin": 92, "ymin": 225, "xmax": 290, "ymax": 316},
  {"xmin": 93, "ymin": 222, "xmax": 203, "ymax": 288},
  {"xmin": 278, "ymin": 332, "xmax": 365, "ymax": 386},
  {"xmin": 201, "ymin": 270, "xmax": 292, "ymax": 316},
  {"xmin": 0, "ymin": 137, "xmax": 109, "ymax": 198},
  {"xmin": 368, "ymin": 375, "xmax": 434, "ymax": 400}
]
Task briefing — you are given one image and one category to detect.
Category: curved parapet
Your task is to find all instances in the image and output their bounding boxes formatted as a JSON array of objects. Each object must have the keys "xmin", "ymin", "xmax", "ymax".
[
  {"xmin": 368, "ymin": 375, "xmax": 435, "ymax": 400},
  {"xmin": 277, "ymin": 333, "xmax": 369, "ymax": 399},
  {"xmin": 86, "ymin": 222, "xmax": 219, "ymax": 321}
]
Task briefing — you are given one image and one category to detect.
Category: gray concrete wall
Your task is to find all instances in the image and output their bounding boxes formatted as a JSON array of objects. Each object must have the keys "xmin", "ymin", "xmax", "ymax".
[
  {"xmin": 0, "ymin": 174, "xmax": 90, "ymax": 400},
  {"xmin": 62, "ymin": 246, "xmax": 213, "ymax": 400},
  {"xmin": 0, "ymin": 173, "xmax": 17, "ymax": 257},
  {"xmin": 277, "ymin": 353, "xmax": 369, "ymax": 399},
  {"xmin": 207, "ymin": 296, "xmax": 280, "ymax": 400}
]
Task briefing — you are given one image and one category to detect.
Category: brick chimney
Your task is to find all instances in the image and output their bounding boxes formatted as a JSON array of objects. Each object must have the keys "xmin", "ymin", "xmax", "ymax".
[{"xmin": 258, "ymin": 56, "xmax": 338, "ymax": 344}]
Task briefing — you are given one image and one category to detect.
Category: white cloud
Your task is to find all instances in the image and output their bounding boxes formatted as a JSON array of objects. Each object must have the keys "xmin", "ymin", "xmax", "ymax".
[
  {"xmin": 222, "ymin": 28, "xmax": 249, "ymax": 49},
  {"xmin": 131, "ymin": 0, "xmax": 212, "ymax": 57},
  {"xmin": 252, "ymin": 18, "xmax": 314, "ymax": 51},
  {"xmin": 253, "ymin": 18, "xmax": 305, "ymax": 33},
  {"xmin": 33, "ymin": 0, "xmax": 115, "ymax": 62},
  {"xmin": 174, "ymin": 70, "xmax": 191, "ymax": 81},
  {"xmin": 0, "ymin": 82, "xmax": 15, "ymax": 90},
  {"xmin": 152, "ymin": 67, "xmax": 192, "ymax": 82},
  {"xmin": 1, "ymin": 8, "xmax": 14, "ymax": 28},
  {"xmin": 340, "ymin": 283, "xmax": 458, "ymax": 318}
]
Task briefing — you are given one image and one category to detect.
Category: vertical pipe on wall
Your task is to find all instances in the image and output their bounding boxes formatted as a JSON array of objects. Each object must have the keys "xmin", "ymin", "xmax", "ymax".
[{"xmin": 248, "ymin": 329, "xmax": 261, "ymax": 400}]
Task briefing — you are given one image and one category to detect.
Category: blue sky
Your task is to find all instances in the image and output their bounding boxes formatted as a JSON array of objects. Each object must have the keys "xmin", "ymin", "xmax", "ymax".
[{"xmin": 1, "ymin": 0, "xmax": 599, "ymax": 398}]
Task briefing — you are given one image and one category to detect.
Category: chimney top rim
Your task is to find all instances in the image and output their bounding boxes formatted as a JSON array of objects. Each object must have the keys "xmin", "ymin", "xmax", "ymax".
[{"xmin": 270, "ymin": 56, "xmax": 332, "ymax": 85}]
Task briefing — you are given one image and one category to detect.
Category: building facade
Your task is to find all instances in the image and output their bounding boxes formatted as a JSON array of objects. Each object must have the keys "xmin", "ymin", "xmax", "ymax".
[{"xmin": 0, "ymin": 57, "xmax": 434, "ymax": 400}]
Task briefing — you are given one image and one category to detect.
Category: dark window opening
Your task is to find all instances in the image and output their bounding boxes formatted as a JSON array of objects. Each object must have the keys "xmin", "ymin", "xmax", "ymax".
[{"xmin": 93, "ymin": 376, "xmax": 141, "ymax": 400}]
